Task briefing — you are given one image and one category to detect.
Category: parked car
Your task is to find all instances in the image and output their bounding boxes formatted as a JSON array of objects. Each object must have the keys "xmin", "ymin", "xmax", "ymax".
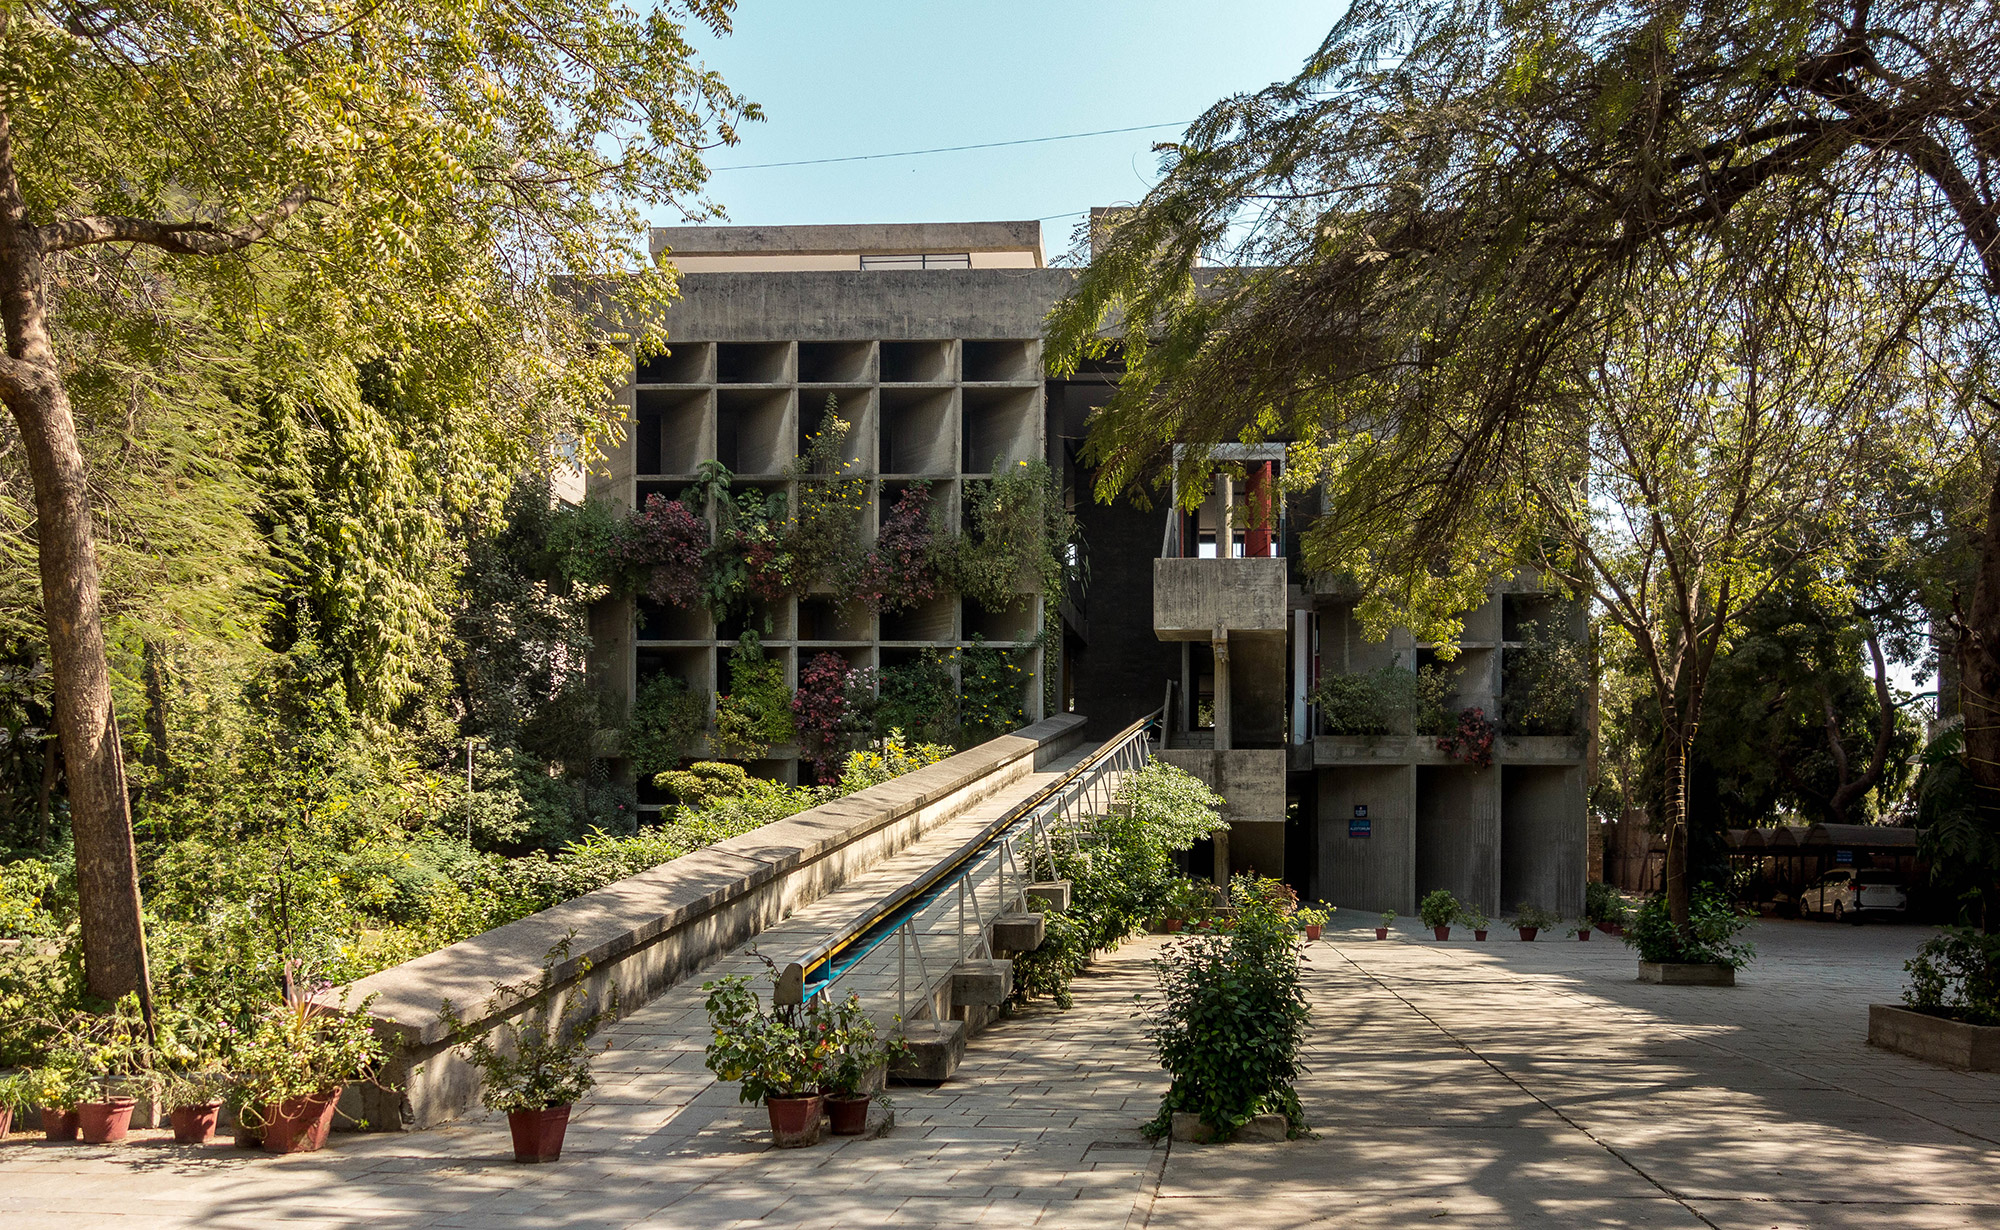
[{"xmin": 1802, "ymin": 868, "xmax": 1908, "ymax": 922}]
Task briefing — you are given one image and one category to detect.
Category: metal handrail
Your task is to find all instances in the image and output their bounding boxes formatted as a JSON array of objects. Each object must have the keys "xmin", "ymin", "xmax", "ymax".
[{"xmin": 781, "ymin": 714, "xmax": 1157, "ymax": 1007}]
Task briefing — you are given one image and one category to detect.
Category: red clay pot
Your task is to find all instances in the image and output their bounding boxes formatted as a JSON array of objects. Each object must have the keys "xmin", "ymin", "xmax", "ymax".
[
  {"xmin": 41, "ymin": 1106, "xmax": 79, "ymax": 1142},
  {"xmin": 261, "ymin": 1086, "xmax": 342, "ymax": 1155},
  {"xmin": 170, "ymin": 1102, "xmax": 222, "ymax": 1145},
  {"xmin": 1518, "ymin": 927, "xmax": 1539, "ymax": 942},
  {"xmin": 1577, "ymin": 929, "xmax": 1592, "ymax": 941},
  {"xmin": 766, "ymin": 1094, "xmax": 823, "ymax": 1145},
  {"xmin": 77, "ymin": 1097, "xmax": 137, "ymax": 1144},
  {"xmin": 826, "ymin": 1095, "xmax": 871, "ymax": 1136},
  {"xmin": 1374, "ymin": 927, "xmax": 1389, "ymax": 939},
  {"xmin": 1474, "ymin": 930, "xmax": 1488, "ymax": 941},
  {"xmin": 1304, "ymin": 924, "xmax": 1322, "ymax": 941},
  {"xmin": 0, "ymin": 1106, "xmax": 11, "ymax": 1139},
  {"xmin": 507, "ymin": 1104, "xmax": 571, "ymax": 1163},
  {"xmin": 1432, "ymin": 926, "xmax": 1451, "ymax": 941},
  {"xmin": 1163, "ymin": 919, "xmax": 1184, "ymax": 933}
]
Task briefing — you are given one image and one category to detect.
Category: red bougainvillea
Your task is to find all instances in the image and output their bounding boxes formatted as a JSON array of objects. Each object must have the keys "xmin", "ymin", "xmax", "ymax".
[
  {"xmin": 794, "ymin": 652, "xmax": 857, "ymax": 783},
  {"xmin": 1437, "ymin": 706, "xmax": 1496, "ymax": 770},
  {"xmin": 620, "ymin": 494, "xmax": 708, "ymax": 608},
  {"xmin": 850, "ymin": 482, "xmax": 940, "ymax": 612}
]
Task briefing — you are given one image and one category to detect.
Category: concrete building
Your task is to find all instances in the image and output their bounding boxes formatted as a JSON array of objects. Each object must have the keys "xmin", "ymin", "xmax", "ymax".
[{"xmin": 589, "ymin": 220, "xmax": 1588, "ymax": 916}]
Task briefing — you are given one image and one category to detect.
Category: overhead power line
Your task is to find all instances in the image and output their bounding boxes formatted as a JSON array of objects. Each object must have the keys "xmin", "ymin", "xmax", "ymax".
[{"xmin": 712, "ymin": 121, "xmax": 1190, "ymax": 171}]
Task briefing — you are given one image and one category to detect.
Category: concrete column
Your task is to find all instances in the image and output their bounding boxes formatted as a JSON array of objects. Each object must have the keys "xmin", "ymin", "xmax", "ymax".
[{"xmin": 1214, "ymin": 472, "xmax": 1234, "ymax": 558}]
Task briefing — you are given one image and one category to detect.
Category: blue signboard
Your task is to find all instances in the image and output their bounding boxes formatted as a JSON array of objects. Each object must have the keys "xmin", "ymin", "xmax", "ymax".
[
  {"xmin": 1349, "ymin": 818, "xmax": 1371, "ymax": 839},
  {"xmin": 1835, "ymin": 849, "xmax": 1854, "ymax": 865}
]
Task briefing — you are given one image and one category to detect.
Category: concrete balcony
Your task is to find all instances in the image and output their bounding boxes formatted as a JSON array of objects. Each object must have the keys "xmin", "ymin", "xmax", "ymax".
[{"xmin": 1153, "ymin": 557, "xmax": 1288, "ymax": 640}]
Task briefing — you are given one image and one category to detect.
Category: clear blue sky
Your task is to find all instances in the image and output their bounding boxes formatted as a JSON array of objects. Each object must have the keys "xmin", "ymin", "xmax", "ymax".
[{"xmin": 680, "ymin": 1, "xmax": 1342, "ymax": 254}]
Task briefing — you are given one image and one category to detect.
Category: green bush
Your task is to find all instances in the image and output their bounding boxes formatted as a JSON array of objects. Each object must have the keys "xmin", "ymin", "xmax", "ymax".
[
  {"xmin": 1584, "ymin": 881, "xmax": 1630, "ymax": 928},
  {"xmin": 1312, "ymin": 665, "xmax": 1413, "ymax": 735},
  {"xmin": 1144, "ymin": 875, "xmax": 1309, "ymax": 1140},
  {"xmin": 874, "ymin": 650, "xmax": 959, "ymax": 746},
  {"xmin": 627, "ymin": 674, "xmax": 705, "ymax": 777},
  {"xmin": 1903, "ymin": 929, "xmax": 2000, "ymax": 1025},
  {"xmin": 1418, "ymin": 888, "xmax": 1461, "ymax": 929},
  {"xmin": 713, "ymin": 634, "xmax": 796, "ymax": 759},
  {"xmin": 1623, "ymin": 889, "xmax": 1755, "ymax": 969}
]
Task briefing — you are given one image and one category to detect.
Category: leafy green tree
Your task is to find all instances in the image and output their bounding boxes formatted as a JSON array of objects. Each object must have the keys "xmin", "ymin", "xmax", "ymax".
[
  {"xmin": 0, "ymin": 0, "xmax": 755, "ymax": 1002},
  {"xmin": 1050, "ymin": 0, "xmax": 1990, "ymax": 928}
]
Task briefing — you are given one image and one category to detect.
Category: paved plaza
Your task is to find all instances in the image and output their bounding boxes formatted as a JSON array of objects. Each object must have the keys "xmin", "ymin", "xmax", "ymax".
[{"xmin": 3, "ymin": 918, "xmax": 1995, "ymax": 1228}]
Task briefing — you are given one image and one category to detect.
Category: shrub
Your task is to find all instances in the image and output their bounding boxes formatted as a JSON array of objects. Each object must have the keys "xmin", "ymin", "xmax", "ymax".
[
  {"xmin": 621, "ymin": 493, "xmax": 708, "ymax": 608},
  {"xmin": 1311, "ymin": 665, "xmax": 1413, "ymax": 735},
  {"xmin": 713, "ymin": 634, "xmax": 795, "ymax": 760},
  {"xmin": 837, "ymin": 732, "xmax": 955, "ymax": 794},
  {"xmin": 1584, "ymin": 881, "xmax": 1630, "ymax": 929},
  {"xmin": 786, "ymin": 406, "xmax": 865, "ymax": 590},
  {"xmin": 875, "ymin": 648, "xmax": 959, "ymax": 747},
  {"xmin": 1902, "ymin": 929, "xmax": 2000, "ymax": 1025},
  {"xmin": 627, "ymin": 674, "xmax": 704, "ymax": 778},
  {"xmin": 443, "ymin": 939, "xmax": 615, "ymax": 1113},
  {"xmin": 945, "ymin": 458, "xmax": 1073, "ymax": 611},
  {"xmin": 1144, "ymin": 875, "xmax": 1309, "ymax": 1139},
  {"xmin": 851, "ymin": 482, "xmax": 943, "ymax": 612},
  {"xmin": 1503, "ymin": 616, "xmax": 1586, "ymax": 735},
  {"xmin": 1437, "ymin": 706, "xmax": 1496, "ymax": 769},
  {"xmin": 1513, "ymin": 903, "xmax": 1561, "ymax": 932},
  {"xmin": 794, "ymin": 652, "xmax": 862, "ymax": 783},
  {"xmin": 1418, "ymin": 889, "xmax": 1461, "ymax": 929},
  {"xmin": 1623, "ymin": 889, "xmax": 1755, "ymax": 969},
  {"xmin": 960, "ymin": 637, "xmax": 1025, "ymax": 745},
  {"xmin": 701, "ymin": 971, "xmax": 831, "ymax": 1103}
]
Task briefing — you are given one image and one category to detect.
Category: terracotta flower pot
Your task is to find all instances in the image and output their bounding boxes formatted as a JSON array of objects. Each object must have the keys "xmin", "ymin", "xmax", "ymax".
[
  {"xmin": 1577, "ymin": 929, "xmax": 1592, "ymax": 941},
  {"xmin": 41, "ymin": 1106, "xmax": 80, "ymax": 1142},
  {"xmin": 507, "ymin": 1104, "xmax": 571, "ymax": 1163},
  {"xmin": 1518, "ymin": 927, "xmax": 1538, "ymax": 941},
  {"xmin": 1374, "ymin": 927, "xmax": 1389, "ymax": 939},
  {"xmin": 170, "ymin": 1102, "xmax": 222, "ymax": 1145},
  {"xmin": 1163, "ymin": 919, "xmax": 1184, "ymax": 933},
  {"xmin": 1304, "ymin": 924, "xmax": 1322, "ymax": 941},
  {"xmin": 1432, "ymin": 925, "xmax": 1451, "ymax": 941},
  {"xmin": 766, "ymin": 1094, "xmax": 823, "ymax": 1147},
  {"xmin": 826, "ymin": 1095, "xmax": 871, "ymax": 1136},
  {"xmin": 78, "ymin": 1097, "xmax": 137, "ymax": 1144},
  {"xmin": 1474, "ymin": 930, "xmax": 1488, "ymax": 941},
  {"xmin": 261, "ymin": 1086, "xmax": 342, "ymax": 1155},
  {"xmin": 0, "ymin": 1106, "xmax": 12, "ymax": 1138}
]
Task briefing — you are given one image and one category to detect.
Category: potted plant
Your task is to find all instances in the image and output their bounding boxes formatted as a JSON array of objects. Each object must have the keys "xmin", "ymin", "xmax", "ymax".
[
  {"xmin": 1624, "ymin": 888, "xmax": 1754, "ymax": 984},
  {"xmin": 231, "ymin": 983, "xmax": 386, "ymax": 1155},
  {"xmin": 817, "ymin": 993, "xmax": 907, "ymax": 1136},
  {"xmin": 0, "ymin": 1071, "xmax": 35, "ymax": 1140},
  {"xmin": 1574, "ymin": 922, "xmax": 1593, "ymax": 941},
  {"xmin": 1376, "ymin": 910, "xmax": 1394, "ymax": 940},
  {"xmin": 1458, "ymin": 905, "xmax": 1490, "ymax": 941},
  {"xmin": 1293, "ymin": 903, "xmax": 1334, "ymax": 942},
  {"xmin": 443, "ymin": 940, "xmax": 616, "ymax": 1164},
  {"xmin": 24, "ymin": 1061, "xmax": 94, "ymax": 1141},
  {"xmin": 1514, "ymin": 904, "xmax": 1559, "ymax": 941},
  {"xmin": 1586, "ymin": 881, "xmax": 1631, "ymax": 936},
  {"xmin": 1420, "ymin": 889, "xmax": 1460, "ymax": 940},
  {"xmin": 703, "ymin": 971, "xmax": 833, "ymax": 1146},
  {"xmin": 158, "ymin": 1067, "xmax": 231, "ymax": 1145}
]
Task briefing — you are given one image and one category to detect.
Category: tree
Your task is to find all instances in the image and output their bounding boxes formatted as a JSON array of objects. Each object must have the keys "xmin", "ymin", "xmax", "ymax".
[
  {"xmin": 0, "ymin": 0, "xmax": 756, "ymax": 1005},
  {"xmin": 1049, "ymin": 0, "xmax": 1994, "ymax": 930}
]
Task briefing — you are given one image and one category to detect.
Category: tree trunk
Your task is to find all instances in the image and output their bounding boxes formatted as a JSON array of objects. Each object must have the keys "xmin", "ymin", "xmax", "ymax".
[
  {"xmin": 0, "ymin": 99, "xmax": 152, "ymax": 1007},
  {"xmin": 1663, "ymin": 734, "xmax": 1691, "ymax": 929},
  {"xmin": 1958, "ymin": 468, "xmax": 2000, "ymax": 863}
]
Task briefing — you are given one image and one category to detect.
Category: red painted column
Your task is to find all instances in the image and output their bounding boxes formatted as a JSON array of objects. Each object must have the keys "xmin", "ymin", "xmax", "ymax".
[{"xmin": 1244, "ymin": 462, "xmax": 1274, "ymax": 557}]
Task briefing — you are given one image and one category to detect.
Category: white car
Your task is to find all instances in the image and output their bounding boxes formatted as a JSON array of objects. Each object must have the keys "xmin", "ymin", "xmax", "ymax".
[{"xmin": 1803, "ymin": 868, "xmax": 1908, "ymax": 922}]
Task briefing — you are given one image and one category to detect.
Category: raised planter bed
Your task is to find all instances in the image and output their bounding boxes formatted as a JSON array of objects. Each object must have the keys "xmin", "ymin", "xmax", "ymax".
[
  {"xmin": 1636, "ymin": 961, "xmax": 1734, "ymax": 986},
  {"xmin": 1868, "ymin": 1004, "xmax": 2000, "ymax": 1070},
  {"xmin": 1169, "ymin": 1112, "xmax": 1290, "ymax": 1144}
]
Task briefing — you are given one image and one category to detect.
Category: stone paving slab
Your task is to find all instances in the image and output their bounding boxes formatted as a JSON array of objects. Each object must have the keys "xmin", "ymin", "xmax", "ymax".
[{"xmin": 6, "ymin": 906, "xmax": 1998, "ymax": 1228}]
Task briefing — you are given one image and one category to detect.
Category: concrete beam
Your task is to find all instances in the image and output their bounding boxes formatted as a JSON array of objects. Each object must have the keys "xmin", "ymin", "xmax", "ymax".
[
  {"xmin": 990, "ymin": 913, "xmax": 1047, "ymax": 955},
  {"xmin": 950, "ymin": 960, "xmax": 1014, "ymax": 1008},
  {"xmin": 891, "ymin": 1020, "xmax": 967, "ymax": 1084}
]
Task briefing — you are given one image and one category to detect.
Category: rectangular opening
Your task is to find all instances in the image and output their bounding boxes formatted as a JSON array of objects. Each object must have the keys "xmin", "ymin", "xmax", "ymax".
[
  {"xmin": 880, "ymin": 340, "xmax": 952, "ymax": 384},
  {"xmin": 1502, "ymin": 593, "xmax": 1563, "ymax": 642},
  {"xmin": 964, "ymin": 599, "xmax": 1035, "ymax": 643},
  {"xmin": 878, "ymin": 387, "xmax": 955, "ymax": 474},
  {"xmin": 1416, "ymin": 765, "xmax": 1498, "ymax": 915},
  {"xmin": 961, "ymin": 339, "xmax": 1036, "ymax": 383},
  {"xmin": 961, "ymin": 386, "xmax": 1039, "ymax": 473},
  {"xmin": 637, "ymin": 342, "xmax": 711, "ymax": 384},
  {"xmin": 716, "ymin": 592, "xmax": 793, "ymax": 644},
  {"xmin": 636, "ymin": 389, "xmax": 709, "ymax": 475},
  {"xmin": 797, "ymin": 596, "xmax": 873, "ymax": 642},
  {"xmin": 636, "ymin": 598, "xmax": 710, "ymax": 642},
  {"xmin": 798, "ymin": 389, "xmax": 870, "ymax": 472},
  {"xmin": 636, "ymin": 480, "xmax": 703, "ymax": 512},
  {"xmin": 798, "ymin": 341, "xmax": 873, "ymax": 384},
  {"xmin": 716, "ymin": 389, "xmax": 793, "ymax": 475},
  {"xmin": 880, "ymin": 594, "xmax": 956, "ymax": 643},
  {"xmin": 715, "ymin": 341, "xmax": 791, "ymax": 384},
  {"xmin": 1502, "ymin": 766, "xmax": 1582, "ymax": 918}
]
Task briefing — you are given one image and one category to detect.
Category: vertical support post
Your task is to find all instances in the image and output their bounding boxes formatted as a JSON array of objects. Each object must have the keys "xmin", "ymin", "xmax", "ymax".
[
  {"xmin": 1215, "ymin": 470, "xmax": 1235, "ymax": 558},
  {"xmin": 898, "ymin": 926, "xmax": 908, "ymax": 1021},
  {"xmin": 957, "ymin": 878, "xmax": 968, "ymax": 961}
]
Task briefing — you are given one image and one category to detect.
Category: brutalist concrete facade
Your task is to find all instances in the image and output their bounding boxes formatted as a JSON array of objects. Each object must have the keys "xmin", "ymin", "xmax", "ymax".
[{"xmin": 589, "ymin": 221, "xmax": 1586, "ymax": 914}]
